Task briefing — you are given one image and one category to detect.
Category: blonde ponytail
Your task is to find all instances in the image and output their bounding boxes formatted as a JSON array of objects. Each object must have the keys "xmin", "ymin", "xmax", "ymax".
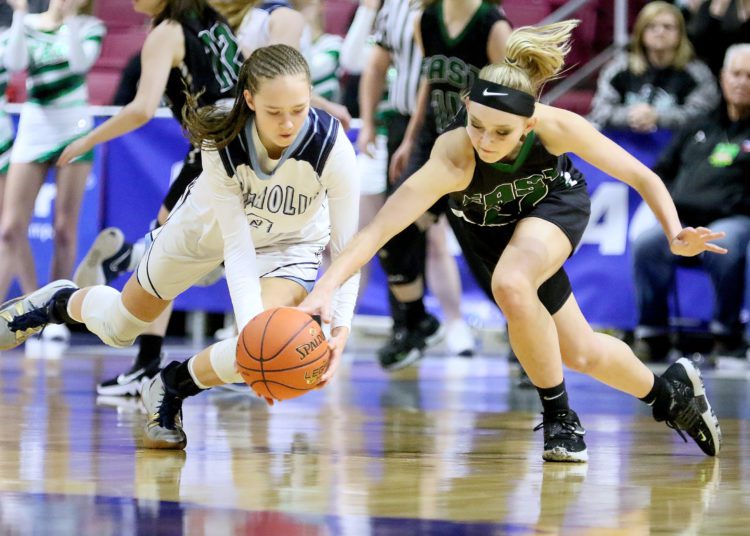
[{"xmin": 477, "ymin": 20, "xmax": 579, "ymax": 98}]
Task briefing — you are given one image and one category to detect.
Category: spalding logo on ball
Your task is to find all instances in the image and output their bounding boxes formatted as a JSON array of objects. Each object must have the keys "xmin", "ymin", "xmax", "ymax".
[{"xmin": 236, "ymin": 307, "xmax": 330, "ymax": 400}]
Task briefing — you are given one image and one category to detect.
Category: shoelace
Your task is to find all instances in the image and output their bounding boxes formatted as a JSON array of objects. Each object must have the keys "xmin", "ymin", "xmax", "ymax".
[
  {"xmin": 156, "ymin": 392, "xmax": 183, "ymax": 430},
  {"xmin": 665, "ymin": 401, "xmax": 702, "ymax": 444},
  {"xmin": 7, "ymin": 307, "xmax": 49, "ymax": 333},
  {"xmin": 533, "ymin": 412, "xmax": 581, "ymax": 437}
]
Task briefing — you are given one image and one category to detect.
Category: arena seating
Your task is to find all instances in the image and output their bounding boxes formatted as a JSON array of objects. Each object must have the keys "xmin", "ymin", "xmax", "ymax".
[{"xmin": 4, "ymin": 1, "xmax": 645, "ymax": 114}]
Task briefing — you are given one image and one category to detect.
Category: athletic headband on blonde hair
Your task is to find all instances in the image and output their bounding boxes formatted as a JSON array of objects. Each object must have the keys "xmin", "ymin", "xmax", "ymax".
[{"xmin": 468, "ymin": 79, "xmax": 536, "ymax": 117}]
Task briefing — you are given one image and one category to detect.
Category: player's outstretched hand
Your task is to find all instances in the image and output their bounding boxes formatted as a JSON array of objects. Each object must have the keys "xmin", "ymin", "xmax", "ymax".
[
  {"xmin": 297, "ymin": 286, "xmax": 334, "ymax": 325},
  {"xmin": 317, "ymin": 326, "xmax": 349, "ymax": 387},
  {"xmin": 670, "ymin": 227, "xmax": 728, "ymax": 257},
  {"xmin": 58, "ymin": 136, "xmax": 93, "ymax": 166}
]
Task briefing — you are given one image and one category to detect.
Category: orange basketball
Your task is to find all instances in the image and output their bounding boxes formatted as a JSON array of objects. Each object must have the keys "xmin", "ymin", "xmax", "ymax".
[{"xmin": 236, "ymin": 307, "xmax": 330, "ymax": 400}]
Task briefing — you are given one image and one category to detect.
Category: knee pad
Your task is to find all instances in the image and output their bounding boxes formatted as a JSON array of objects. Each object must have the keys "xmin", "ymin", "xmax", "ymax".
[
  {"xmin": 209, "ymin": 336, "xmax": 243, "ymax": 384},
  {"xmin": 538, "ymin": 269, "xmax": 573, "ymax": 315},
  {"xmin": 378, "ymin": 223, "xmax": 426, "ymax": 285},
  {"xmin": 80, "ymin": 286, "xmax": 150, "ymax": 348}
]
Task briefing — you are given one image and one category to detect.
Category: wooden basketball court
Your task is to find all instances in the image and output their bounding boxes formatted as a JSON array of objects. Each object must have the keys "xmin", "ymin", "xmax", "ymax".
[{"xmin": 0, "ymin": 339, "xmax": 748, "ymax": 535}]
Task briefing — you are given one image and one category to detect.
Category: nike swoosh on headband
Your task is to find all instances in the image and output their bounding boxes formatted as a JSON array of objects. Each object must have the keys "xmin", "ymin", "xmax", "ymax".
[{"xmin": 482, "ymin": 88, "xmax": 508, "ymax": 97}]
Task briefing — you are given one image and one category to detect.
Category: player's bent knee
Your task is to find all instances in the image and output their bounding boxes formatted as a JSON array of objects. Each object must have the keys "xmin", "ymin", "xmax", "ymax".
[
  {"xmin": 80, "ymin": 286, "xmax": 150, "ymax": 348},
  {"xmin": 209, "ymin": 336, "xmax": 243, "ymax": 384},
  {"xmin": 491, "ymin": 273, "xmax": 534, "ymax": 316}
]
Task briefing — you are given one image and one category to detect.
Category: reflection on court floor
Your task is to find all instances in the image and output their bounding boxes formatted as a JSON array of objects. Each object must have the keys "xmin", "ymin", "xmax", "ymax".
[{"xmin": 0, "ymin": 345, "xmax": 747, "ymax": 535}]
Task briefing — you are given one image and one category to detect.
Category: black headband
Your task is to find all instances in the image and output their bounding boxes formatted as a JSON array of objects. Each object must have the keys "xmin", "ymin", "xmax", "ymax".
[{"xmin": 468, "ymin": 79, "xmax": 536, "ymax": 117}]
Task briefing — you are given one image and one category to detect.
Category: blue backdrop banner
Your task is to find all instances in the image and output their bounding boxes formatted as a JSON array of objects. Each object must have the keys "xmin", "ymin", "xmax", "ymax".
[{"xmin": 18, "ymin": 114, "xmax": 713, "ymax": 330}]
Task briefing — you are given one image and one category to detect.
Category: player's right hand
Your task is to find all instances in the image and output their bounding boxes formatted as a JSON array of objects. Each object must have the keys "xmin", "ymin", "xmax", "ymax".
[
  {"xmin": 317, "ymin": 326, "xmax": 349, "ymax": 387},
  {"xmin": 389, "ymin": 139, "xmax": 413, "ymax": 185},
  {"xmin": 357, "ymin": 121, "xmax": 376, "ymax": 157},
  {"xmin": 58, "ymin": 136, "xmax": 93, "ymax": 166}
]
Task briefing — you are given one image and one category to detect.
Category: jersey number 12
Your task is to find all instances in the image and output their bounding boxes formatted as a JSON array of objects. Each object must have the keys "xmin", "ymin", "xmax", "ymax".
[{"xmin": 199, "ymin": 23, "xmax": 242, "ymax": 93}]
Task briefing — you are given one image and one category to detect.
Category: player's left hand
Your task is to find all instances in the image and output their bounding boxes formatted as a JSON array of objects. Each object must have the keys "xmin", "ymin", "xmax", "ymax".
[
  {"xmin": 58, "ymin": 135, "xmax": 93, "ymax": 166},
  {"xmin": 317, "ymin": 326, "xmax": 349, "ymax": 387},
  {"xmin": 297, "ymin": 285, "xmax": 334, "ymax": 325},
  {"xmin": 670, "ymin": 226, "xmax": 728, "ymax": 257},
  {"xmin": 234, "ymin": 360, "xmax": 277, "ymax": 405}
]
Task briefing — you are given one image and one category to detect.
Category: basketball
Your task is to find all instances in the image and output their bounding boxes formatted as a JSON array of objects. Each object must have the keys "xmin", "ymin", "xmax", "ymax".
[{"xmin": 236, "ymin": 307, "xmax": 330, "ymax": 400}]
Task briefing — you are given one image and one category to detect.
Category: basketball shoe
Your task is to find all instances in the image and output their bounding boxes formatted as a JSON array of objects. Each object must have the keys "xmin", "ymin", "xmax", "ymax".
[
  {"xmin": 73, "ymin": 227, "xmax": 131, "ymax": 287},
  {"xmin": 140, "ymin": 363, "xmax": 187, "ymax": 450},
  {"xmin": 97, "ymin": 357, "xmax": 162, "ymax": 396},
  {"xmin": 0, "ymin": 280, "xmax": 78, "ymax": 350},
  {"xmin": 445, "ymin": 319, "xmax": 475, "ymax": 357},
  {"xmin": 534, "ymin": 409, "xmax": 588, "ymax": 462},
  {"xmin": 657, "ymin": 357, "xmax": 722, "ymax": 456},
  {"xmin": 377, "ymin": 313, "xmax": 444, "ymax": 371}
]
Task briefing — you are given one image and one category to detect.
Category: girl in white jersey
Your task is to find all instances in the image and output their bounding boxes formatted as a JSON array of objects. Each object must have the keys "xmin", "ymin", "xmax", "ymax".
[
  {"xmin": 0, "ymin": 0, "xmax": 103, "ymax": 300},
  {"xmin": 0, "ymin": 44, "xmax": 360, "ymax": 451}
]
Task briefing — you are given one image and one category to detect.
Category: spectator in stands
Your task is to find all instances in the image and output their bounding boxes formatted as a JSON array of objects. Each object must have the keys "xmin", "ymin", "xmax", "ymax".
[
  {"xmin": 589, "ymin": 1, "xmax": 718, "ymax": 132},
  {"xmin": 212, "ymin": 0, "xmax": 350, "ymax": 127},
  {"xmin": 632, "ymin": 43, "xmax": 750, "ymax": 363},
  {"xmin": 688, "ymin": 0, "xmax": 750, "ymax": 76},
  {"xmin": 0, "ymin": 0, "xmax": 104, "ymax": 312}
]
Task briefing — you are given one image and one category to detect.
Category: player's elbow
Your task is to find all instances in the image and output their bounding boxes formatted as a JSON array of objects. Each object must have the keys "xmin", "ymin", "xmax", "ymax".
[{"xmin": 126, "ymin": 102, "xmax": 156, "ymax": 125}]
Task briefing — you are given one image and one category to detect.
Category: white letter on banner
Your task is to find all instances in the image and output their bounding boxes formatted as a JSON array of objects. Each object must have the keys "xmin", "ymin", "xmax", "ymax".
[
  {"xmin": 628, "ymin": 201, "xmax": 659, "ymax": 242},
  {"xmin": 34, "ymin": 183, "xmax": 57, "ymax": 218},
  {"xmin": 580, "ymin": 182, "xmax": 629, "ymax": 255}
]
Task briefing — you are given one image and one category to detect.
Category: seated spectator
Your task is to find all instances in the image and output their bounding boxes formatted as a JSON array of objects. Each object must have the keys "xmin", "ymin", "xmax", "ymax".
[
  {"xmin": 589, "ymin": 1, "xmax": 719, "ymax": 132},
  {"xmin": 632, "ymin": 43, "xmax": 750, "ymax": 363},
  {"xmin": 688, "ymin": 0, "xmax": 750, "ymax": 76}
]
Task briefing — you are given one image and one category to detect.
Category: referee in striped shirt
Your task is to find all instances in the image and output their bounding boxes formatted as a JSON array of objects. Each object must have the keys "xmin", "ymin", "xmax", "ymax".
[{"xmin": 357, "ymin": 0, "xmax": 422, "ymax": 193}]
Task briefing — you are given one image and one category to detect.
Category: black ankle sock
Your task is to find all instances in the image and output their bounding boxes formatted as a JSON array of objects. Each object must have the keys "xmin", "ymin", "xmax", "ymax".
[
  {"xmin": 389, "ymin": 290, "xmax": 405, "ymax": 325},
  {"xmin": 160, "ymin": 360, "xmax": 204, "ymax": 399},
  {"xmin": 135, "ymin": 335, "xmax": 163, "ymax": 369},
  {"xmin": 49, "ymin": 287, "xmax": 81, "ymax": 325},
  {"xmin": 115, "ymin": 242, "xmax": 133, "ymax": 273},
  {"xmin": 536, "ymin": 380, "xmax": 570, "ymax": 415},
  {"xmin": 640, "ymin": 373, "xmax": 671, "ymax": 421},
  {"xmin": 400, "ymin": 299, "xmax": 426, "ymax": 330}
]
